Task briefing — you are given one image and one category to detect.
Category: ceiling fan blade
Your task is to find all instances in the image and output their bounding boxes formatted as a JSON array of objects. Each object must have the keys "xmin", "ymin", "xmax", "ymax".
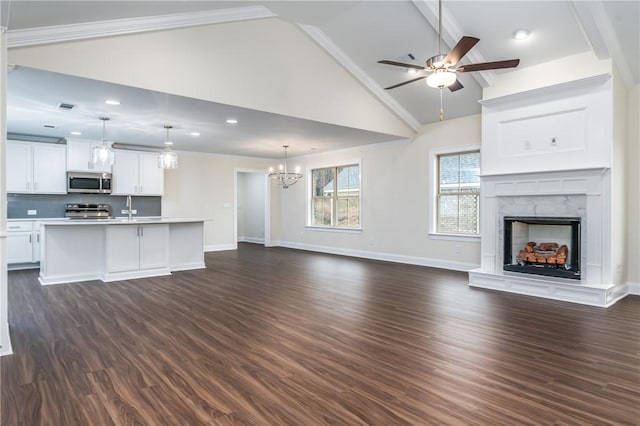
[
  {"xmin": 448, "ymin": 80, "xmax": 464, "ymax": 92},
  {"xmin": 443, "ymin": 36, "xmax": 479, "ymax": 66},
  {"xmin": 384, "ymin": 76, "xmax": 427, "ymax": 90},
  {"xmin": 378, "ymin": 60, "xmax": 426, "ymax": 70},
  {"xmin": 456, "ymin": 59, "xmax": 520, "ymax": 73}
]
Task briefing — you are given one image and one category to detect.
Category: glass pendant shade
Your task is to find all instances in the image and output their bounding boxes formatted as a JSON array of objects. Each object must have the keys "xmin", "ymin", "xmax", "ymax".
[
  {"xmin": 158, "ymin": 125, "xmax": 178, "ymax": 169},
  {"xmin": 426, "ymin": 70, "xmax": 457, "ymax": 88},
  {"xmin": 91, "ymin": 117, "xmax": 115, "ymax": 167}
]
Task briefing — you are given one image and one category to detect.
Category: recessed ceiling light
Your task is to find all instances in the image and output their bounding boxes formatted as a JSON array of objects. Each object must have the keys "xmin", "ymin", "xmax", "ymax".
[
  {"xmin": 513, "ymin": 29, "xmax": 531, "ymax": 40},
  {"xmin": 189, "ymin": 132, "xmax": 200, "ymax": 136},
  {"xmin": 70, "ymin": 131, "xmax": 82, "ymax": 136},
  {"xmin": 105, "ymin": 99, "xmax": 120, "ymax": 105},
  {"xmin": 226, "ymin": 118, "xmax": 238, "ymax": 124}
]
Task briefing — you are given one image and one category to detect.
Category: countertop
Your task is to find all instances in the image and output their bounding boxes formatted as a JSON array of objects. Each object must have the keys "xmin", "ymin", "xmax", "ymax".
[{"xmin": 35, "ymin": 217, "xmax": 210, "ymax": 225}]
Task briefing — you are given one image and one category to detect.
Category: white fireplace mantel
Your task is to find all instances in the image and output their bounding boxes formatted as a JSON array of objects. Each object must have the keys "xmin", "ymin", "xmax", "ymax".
[{"xmin": 469, "ymin": 167, "xmax": 628, "ymax": 307}]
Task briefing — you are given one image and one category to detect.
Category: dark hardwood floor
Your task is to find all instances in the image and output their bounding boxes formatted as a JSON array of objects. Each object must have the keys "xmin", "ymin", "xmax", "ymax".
[{"xmin": 2, "ymin": 243, "xmax": 639, "ymax": 425}]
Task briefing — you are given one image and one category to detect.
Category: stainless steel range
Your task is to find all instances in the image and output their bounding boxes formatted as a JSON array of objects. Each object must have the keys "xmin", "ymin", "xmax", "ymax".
[{"xmin": 65, "ymin": 203, "xmax": 112, "ymax": 219}]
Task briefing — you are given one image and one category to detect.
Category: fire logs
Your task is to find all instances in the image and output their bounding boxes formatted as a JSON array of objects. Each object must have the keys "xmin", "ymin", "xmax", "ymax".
[{"xmin": 516, "ymin": 242, "xmax": 568, "ymax": 266}]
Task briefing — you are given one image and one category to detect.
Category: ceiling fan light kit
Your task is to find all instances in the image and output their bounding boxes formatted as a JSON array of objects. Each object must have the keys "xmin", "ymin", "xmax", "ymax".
[
  {"xmin": 377, "ymin": 0, "xmax": 520, "ymax": 120},
  {"xmin": 426, "ymin": 69, "xmax": 457, "ymax": 88}
]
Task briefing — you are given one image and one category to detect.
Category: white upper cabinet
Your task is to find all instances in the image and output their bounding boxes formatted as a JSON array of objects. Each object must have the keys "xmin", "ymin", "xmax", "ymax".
[
  {"xmin": 66, "ymin": 138, "xmax": 112, "ymax": 173},
  {"xmin": 112, "ymin": 150, "xmax": 164, "ymax": 196},
  {"xmin": 7, "ymin": 141, "xmax": 67, "ymax": 194}
]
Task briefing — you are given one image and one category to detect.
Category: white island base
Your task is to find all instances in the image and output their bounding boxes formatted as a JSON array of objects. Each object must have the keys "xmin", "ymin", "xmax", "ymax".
[{"xmin": 38, "ymin": 219, "xmax": 206, "ymax": 285}]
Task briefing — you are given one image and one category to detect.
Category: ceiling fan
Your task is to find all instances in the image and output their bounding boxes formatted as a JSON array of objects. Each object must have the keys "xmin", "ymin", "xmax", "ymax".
[{"xmin": 378, "ymin": 0, "xmax": 520, "ymax": 120}]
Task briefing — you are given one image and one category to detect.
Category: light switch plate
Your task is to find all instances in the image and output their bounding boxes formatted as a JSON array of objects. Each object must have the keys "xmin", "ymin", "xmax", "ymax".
[{"xmin": 27, "ymin": 210, "xmax": 37, "ymax": 215}]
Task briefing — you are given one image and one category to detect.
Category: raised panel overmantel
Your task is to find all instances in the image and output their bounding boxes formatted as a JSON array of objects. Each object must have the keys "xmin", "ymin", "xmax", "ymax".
[{"xmin": 480, "ymin": 74, "xmax": 613, "ymax": 177}]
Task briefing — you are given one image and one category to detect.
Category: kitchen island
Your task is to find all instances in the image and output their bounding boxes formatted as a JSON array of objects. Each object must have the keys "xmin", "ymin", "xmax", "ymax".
[{"xmin": 38, "ymin": 218, "xmax": 207, "ymax": 285}]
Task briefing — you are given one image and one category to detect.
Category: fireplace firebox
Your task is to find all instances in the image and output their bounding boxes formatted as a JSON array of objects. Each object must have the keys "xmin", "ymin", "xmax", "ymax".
[{"xmin": 503, "ymin": 216, "xmax": 581, "ymax": 280}]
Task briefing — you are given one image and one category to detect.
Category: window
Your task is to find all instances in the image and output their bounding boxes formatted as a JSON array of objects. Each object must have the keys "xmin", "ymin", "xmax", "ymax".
[
  {"xmin": 311, "ymin": 164, "xmax": 360, "ymax": 228},
  {"xmin": 436, "ymin": 151, "xmax": 480, "ymax": 234}
]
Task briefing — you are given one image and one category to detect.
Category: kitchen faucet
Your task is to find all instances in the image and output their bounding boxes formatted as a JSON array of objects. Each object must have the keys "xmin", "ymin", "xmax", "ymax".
[{"xmin": 126, "ymin": 194, "xmax": 133, "ymax": 221}]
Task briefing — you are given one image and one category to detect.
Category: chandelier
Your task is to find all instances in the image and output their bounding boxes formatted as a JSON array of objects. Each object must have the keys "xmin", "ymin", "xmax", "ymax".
[
  {"xmin": 158, "ymin": 125, "xmax": 178, "ymax": 169},
  {"xmin": 91, "ymin": 117, "xmax": 115, "ymax": 167},
  {"xmin": 269, "ymin": 145, "xmax": 302, "ymax": 189}
]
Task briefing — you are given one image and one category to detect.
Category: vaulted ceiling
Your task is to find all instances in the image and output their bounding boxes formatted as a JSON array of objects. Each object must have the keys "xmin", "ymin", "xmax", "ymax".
[{"xmin": 3, "ymin": 1, "xmax": 638, "ymax": 157}]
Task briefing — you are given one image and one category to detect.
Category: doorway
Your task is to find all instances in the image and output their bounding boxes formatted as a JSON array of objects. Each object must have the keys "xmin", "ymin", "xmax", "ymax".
[{"xmin": 235, "ymin": 170, "xmax": 269, "ymax": 247}]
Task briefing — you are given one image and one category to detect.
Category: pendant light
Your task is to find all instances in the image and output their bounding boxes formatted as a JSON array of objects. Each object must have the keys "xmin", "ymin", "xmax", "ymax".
[
  {"xmin": 158, "ymin": 125, "xmax": 178, "ymax": 169},
  {"xmin": 91, "ymin": 117, "xmax": 115, "ymax": 167},
  {"xmin": 269, "ymin": 145, "xmax": 302, "ymax": 189}
]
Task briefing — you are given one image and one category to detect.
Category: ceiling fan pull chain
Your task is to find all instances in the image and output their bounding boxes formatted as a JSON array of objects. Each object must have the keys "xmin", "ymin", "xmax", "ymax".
[{"xmin": 439, "ymin": 88, "xmax": 444, "ymax": 122}]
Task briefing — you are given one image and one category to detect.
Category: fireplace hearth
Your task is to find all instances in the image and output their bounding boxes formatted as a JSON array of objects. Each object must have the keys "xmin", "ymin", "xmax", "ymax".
[{"xmin": 503, "ymin": 217, "xmax": 581, "ymax": 280}]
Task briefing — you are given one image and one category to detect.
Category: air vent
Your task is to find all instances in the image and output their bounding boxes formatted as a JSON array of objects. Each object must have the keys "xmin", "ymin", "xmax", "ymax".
[{"xmin": 57, "ymin": 102, "xmax": 76, "ymax": 110}]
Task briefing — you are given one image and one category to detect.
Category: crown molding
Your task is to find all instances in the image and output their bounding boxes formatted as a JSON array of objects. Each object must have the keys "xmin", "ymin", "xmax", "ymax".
[
  {"xmin": 7, "ymin": 6, "xmax": 276, "ymax": 48},
  {"xmin": 298, "ymin": 24, "xmax": 421, "ymax": 132},
  {"xmin": 411, "ymin": 0, "xmax": 492, "ymax": 88}
]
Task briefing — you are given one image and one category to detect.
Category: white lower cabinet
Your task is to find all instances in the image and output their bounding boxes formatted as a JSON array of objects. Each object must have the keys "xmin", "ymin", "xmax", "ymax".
[
  {"xmin": 7, "ymin": 221, "xmax": 40, "ymax": 266},
  {"xmin": 106, "ymin": 224, "xmax": 169, "ymax": 275}
]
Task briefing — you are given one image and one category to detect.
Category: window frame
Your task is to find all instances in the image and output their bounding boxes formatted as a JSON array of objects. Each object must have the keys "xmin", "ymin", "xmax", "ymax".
[
  {"xmin": 306, "ymin": 159, "xmax": 362, "ymax": 232},
  {"xmin": 429, "ymin": 145, "xmax": 481, "ymax": 241}
]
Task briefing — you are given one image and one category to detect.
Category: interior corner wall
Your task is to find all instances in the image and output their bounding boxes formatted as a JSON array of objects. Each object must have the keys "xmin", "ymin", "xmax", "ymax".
[
  {"xmin": 8, "ymin": 18, "xmax": 413, "ymax": 138},
  {"xmin": 277, "ymin": 114, "xmax": 482, "ymax": 271},
  {"xmin": 627, "ymin": 84, "xmax": 640, "ymax": 291},
  {"xmin": 161, "ymin": 151, "xmax": 274, "ymax": 251},
  {"xmin": 0, "ymin": 27, "xmax": 11, "ymax": 356}
]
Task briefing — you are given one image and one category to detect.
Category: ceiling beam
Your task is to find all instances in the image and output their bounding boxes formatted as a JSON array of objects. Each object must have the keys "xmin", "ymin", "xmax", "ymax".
[
  {"xmin": 298, "ymin": 24, "xmax": 421, "ymax": 132},
  {"xmin": 411, "ymin": 0, "xmax": 492, "ymax": 88},
  {"xmin": 570, "ymin": 0, "xmax": 634, "ymax": 88}
]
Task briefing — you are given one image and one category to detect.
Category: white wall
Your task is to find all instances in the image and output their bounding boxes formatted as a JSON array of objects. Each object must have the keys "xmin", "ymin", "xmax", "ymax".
[
  {"xmin": 162, "ymin": 151, "xmax": 275, "ymax": 251},
  {"xmin": 277, "ymin": 114, "xmax": 482, "ymax": 271},
  {"xmin": 483, "ymin": 52, "xmax": 612, "ymax": 100},
  {"xmin": 628, "ymin": 84, "xmax": 640, "ymax": 292},
  {"xmin": 8, "ymin": 18, "xmax": 413, "ymax": 138},
  {"xmin": 237, "ymin": 172, "xmax": 265, "ymax": 243},
  {"xmin": 612, "ymin": 67, "xmax": 628, "ymax": 285}
]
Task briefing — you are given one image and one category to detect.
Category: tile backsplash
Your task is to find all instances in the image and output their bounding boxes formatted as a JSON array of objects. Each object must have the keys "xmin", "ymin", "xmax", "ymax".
[{"xmin": 7, "ymin": 194, "xmax": 161, "ymax": 219}]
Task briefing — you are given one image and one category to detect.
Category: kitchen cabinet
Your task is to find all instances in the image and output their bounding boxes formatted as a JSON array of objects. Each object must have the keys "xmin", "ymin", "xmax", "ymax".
[
  {"xmin": 39, "ymin": 219, "xmax": 205, "ymax": 285},
  {"xmin": 112, "ymin": 150, "xmax": 164, "ymax": 196},
  {"xmin": 7, "ymin": 221, "xmax": 40, "ymax": 266},
  {"xmin": 66, "ymin": 139, "xmax": 112, "ymax": 173},
  {"xmin": 106, "ymin": 224, "xmax": 168, "ymax": 274},
  {"xmin": 7, "ymin": 141, "xmax": 67, "ymax": 194}
]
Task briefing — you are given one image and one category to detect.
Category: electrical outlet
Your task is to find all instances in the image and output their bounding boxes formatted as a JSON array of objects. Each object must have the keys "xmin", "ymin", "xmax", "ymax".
[
  {"xmin": 524, "ymin": 140, "xmax": 531, "ymax": 150},
  {"xmin": 551, "ymin": 137, "xmax": 557, "ymax": 146},
  {"xmin": 27, "ymin": 210, "xmax": 37, "ymax": 215}
]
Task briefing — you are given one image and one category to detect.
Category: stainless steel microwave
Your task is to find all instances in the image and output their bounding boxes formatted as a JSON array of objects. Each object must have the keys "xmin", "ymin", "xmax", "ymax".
[{"xmin": 67, "ymin": 172, "xmax": 112, "ymax": 194}]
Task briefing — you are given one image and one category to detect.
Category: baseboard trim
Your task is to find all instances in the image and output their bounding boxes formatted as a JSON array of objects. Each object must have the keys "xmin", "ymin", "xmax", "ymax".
[
  {"xmin": 205, "ymin": 243, "xmax": 237, "ymax": 252},
  {"xmin": 277, "ymin": 241, "xmax": 479, "ymax": 272},
  {"xmin": 628, "ymin": 281, "xmax": 640, "ymax": 295},
  {"xmin": 238, "ymin": 237, "xmax": 265, "ymax": 244}
]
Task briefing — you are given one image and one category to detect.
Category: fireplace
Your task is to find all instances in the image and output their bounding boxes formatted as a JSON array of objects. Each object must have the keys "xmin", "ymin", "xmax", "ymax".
[{"xmin": 503, "ymin": 217, "xmax": 581, "ymax": 280}]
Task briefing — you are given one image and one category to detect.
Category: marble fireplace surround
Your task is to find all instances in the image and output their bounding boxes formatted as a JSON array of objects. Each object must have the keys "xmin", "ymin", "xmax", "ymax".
[{"xmin": 469, "ymin": 167, "xmax": 629, "ymax": 307}]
